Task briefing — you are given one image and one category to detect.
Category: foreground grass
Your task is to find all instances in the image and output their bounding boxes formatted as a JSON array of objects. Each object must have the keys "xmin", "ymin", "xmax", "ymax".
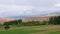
[
  {"xmin": 0, "ymin": 25, "xmax": 60, "ymax": 34},
  {"xmin": 49, "ymin": 31, "xmax": 60, "ymax": 34}
]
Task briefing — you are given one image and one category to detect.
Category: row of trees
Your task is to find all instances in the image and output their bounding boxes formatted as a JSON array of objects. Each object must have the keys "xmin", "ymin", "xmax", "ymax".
[
  {"xmin": 49, "ymin": 16, "xmax": 60, "ymax": 25},
  {"xmin": 1, "ymin": 16, "xmax": 60, "ymax": 30},
  {"xmin": 3, "ymin": 19, "xmax": 22, "ymax": 30},
  {"xmin": 3, "ymin": 20, "xmax": 48, "ymax": 30}
]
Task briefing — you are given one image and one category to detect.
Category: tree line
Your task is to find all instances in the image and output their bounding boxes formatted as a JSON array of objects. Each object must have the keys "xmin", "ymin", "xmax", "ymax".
[
  {"xmin": 49, "ymin": 16, "xmax": 60, "ymax": 25},
  {"xmin": 3, "ymin": 19, "xmax": 48, "ymax": 30},
  {"xmin": 0, "ymin": 16, "xmax": 60, "ymax": 30}
]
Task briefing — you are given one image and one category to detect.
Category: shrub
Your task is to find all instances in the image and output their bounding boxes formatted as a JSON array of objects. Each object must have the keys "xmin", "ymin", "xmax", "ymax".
[
  {"xmin": 4, "ymin": 25, "xmax": 10, "ymax": 30},
  {"xmin": 42, "ymin": 21, "xmax": 48, "ymax": 25}
]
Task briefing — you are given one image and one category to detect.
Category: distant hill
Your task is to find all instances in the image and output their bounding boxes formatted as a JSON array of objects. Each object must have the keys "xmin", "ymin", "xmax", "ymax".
[
  {"xmin": 22, "ymin": 14, "xmax": 60, "ymax": 22},
  {"xmin": 0, "ymin": 18, "xmax": 16, "ymax": 24},
  {"xmin": 0, "ymin": 14, "xmax": 60, "ymax": 25}
]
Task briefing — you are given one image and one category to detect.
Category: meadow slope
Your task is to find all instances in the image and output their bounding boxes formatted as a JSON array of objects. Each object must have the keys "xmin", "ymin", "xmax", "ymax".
[{"xmin": 0, "ymin": 25, "xmax": 60, "ymax": 34}]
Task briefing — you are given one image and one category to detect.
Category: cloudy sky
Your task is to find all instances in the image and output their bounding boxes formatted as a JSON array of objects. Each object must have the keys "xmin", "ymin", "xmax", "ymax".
[{"xmin": 0, "ymin": 0, "xmax": 60, "ymax": 17}]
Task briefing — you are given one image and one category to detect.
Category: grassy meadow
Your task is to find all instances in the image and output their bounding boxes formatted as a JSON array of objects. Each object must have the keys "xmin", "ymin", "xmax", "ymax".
[{"xmin": 0, "ymin": 25, "xmax": 60, "ymax": 34}]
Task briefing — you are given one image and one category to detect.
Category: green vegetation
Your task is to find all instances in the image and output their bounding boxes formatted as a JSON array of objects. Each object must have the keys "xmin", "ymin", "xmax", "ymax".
[
  {"xmin": 4, "ymin": 25, "xmax": 10, "ymax": 30},
  {"xmin": 49, "ymin": 16, "xmax": 60, "ymax": 25},
  {"xmin": 0, "ymin": 29, "xmax": 42, "ymax": 34},
  {"xmin": 0, "ymin": 25, "xmax": 60, "ymax": 34},
  {"xmin": 49, "ymin": 31, "xmax": 60, "ymax": 34},
  {"xmin": 0, "ymin": 16, "xmax": 59, "ymax": 30}
]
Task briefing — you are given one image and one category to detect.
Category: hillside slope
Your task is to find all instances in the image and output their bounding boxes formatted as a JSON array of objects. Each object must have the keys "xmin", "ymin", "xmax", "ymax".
[
  {"xmin": 0, "ymin": 18, "xmax": 16, "ymax": 24},
  {"xmin": 22, "ymin": 14, "xmax": 60, "ymax": 22}
]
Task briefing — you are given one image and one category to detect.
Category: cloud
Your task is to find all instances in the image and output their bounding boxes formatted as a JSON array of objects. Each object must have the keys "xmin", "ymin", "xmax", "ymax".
[
  {"xmin": 0, "ymin": 0, "xmax": 14, "ymax": 5},
  {"xmin": 55, "ymin": 4, "xmax": 60, "ymax": 7},
  {"xmin": 0, "ymin": 0, "xmax": 60, "ymax": 17},
  {"xmin": 0, "ymin": 4, "xmax": 36, "ymax": 17}
]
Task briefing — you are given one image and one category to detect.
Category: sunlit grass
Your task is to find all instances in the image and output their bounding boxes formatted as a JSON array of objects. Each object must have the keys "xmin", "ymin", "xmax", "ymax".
[{"xmin": 0, "ymin": 25, "xmax": 60, "ymax": 34}]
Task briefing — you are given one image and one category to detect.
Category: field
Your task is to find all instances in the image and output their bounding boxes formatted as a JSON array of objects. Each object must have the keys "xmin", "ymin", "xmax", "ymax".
[{"xmin": 0, "ymin": 25, "xmax": 60, "ymax": 34}]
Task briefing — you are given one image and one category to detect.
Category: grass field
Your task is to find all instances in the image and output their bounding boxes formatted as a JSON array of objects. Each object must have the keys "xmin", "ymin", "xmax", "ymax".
[{"xmin": 0, "ymin": 25, "xmax": 60, "ymax": 34}]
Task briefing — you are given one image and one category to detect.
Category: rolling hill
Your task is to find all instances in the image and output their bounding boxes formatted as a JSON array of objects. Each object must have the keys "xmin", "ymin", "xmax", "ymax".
[
  {"xmin": 0, "ymin": 14, "xmax": 60, "ymax": 24},
  {"xmin": 22, "ymin": 14, "xmax": 60, "ymax": 22},
  {"xmin": 0, "ymin": 18, "xmax": 16, "ymax": 24}
]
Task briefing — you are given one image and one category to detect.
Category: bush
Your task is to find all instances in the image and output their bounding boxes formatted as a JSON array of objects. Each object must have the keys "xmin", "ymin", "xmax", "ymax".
[
  {"xmin": 4, "ymin": 25, "xmax": 10, "ymax": 30},
  {"xmin": 42, "ymin": 21, "xmax": 48, "ymax": 25}
]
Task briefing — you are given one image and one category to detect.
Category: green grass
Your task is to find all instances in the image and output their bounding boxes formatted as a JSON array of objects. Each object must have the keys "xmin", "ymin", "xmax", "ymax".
[
  {"xmin": 0, "ymin": 25, "xmax": 60, "ymax": 34},
  {"xmin": 0, "ymin": 28, "xmax": 45, "ymax": 34},
  {"xmin": 49, "ymin": 31, "xmax": 60, "ymax": 34}
]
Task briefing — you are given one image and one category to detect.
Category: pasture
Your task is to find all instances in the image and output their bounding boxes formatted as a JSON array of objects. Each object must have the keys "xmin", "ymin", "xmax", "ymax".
[{"xmin": 0, "ymin": 25, "xmax": 60, "ymax": 34}]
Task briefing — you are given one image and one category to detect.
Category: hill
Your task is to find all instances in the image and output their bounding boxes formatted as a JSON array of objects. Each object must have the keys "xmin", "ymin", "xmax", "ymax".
[
  {"xmin": 0, "ymin": 18, "xmax": 16, "ymax": 24},
  {"xmin": 0, "ymin": 14, "xmax": 60, "ymax": 24},
  {"xmin": 22, "ymin": 14, "xmax": 60, "ymax": 22}
]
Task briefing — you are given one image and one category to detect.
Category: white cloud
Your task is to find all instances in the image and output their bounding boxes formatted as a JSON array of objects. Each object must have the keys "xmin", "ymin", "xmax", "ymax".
[
  {"xmin": 0, "ymin": 4, "xmax": 36, "ymax": 17},
  {"xmin": 0, "ymin": 0, "xmax": 60, "ymax": 17},
  {"xmin": 55, "ymin": 4, "xmax": 60, "ymax": 7}
]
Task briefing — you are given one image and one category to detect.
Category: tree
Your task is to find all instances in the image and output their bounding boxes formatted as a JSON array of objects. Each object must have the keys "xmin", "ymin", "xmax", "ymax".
[
  {"xmin": 42, "ymin": 21, "xmax": 48, "ymax": 25},
  {"xmin": 3, "ymin": 22, "xmax": 9, "ymax": 26},
  {"xmin": 49, "ymin": 16, "xmax": 60, "ymax": 25},
  {"xmin": 4, "ymin": 25, "xmax": 10, "ymax": 30}
]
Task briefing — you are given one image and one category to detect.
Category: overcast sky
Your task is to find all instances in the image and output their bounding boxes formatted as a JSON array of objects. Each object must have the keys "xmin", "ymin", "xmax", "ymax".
[{"xmin": 0, "ymin": 0, "xmax": 60, "ymax": 17}]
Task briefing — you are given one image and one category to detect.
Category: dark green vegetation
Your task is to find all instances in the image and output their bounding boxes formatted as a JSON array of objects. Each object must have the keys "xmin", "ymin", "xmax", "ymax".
[
  {"xmin": 49, "ymin": 16, "xmax": 60, "ymax": 25},
  {"xmin": 3, "ymin": 19, "xmax": 22, "ymax": 29}
]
